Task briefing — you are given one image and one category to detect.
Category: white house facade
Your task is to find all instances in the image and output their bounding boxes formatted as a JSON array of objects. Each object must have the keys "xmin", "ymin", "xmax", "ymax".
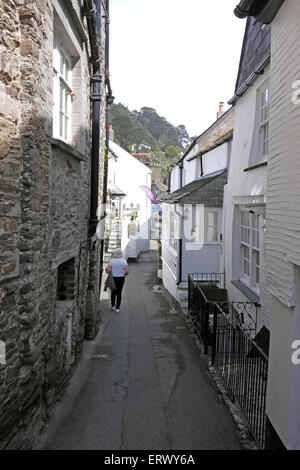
[
  {"xmin": 160, "ymin": 108, "xmax": 234, "ymax": 306},
  {"xmin": 263, "ymin": 0, "xmax": 300, "ymax": 450},
  {"xmin": 106, "ymin": 139, "xmax": 152, "ymax": 260}
]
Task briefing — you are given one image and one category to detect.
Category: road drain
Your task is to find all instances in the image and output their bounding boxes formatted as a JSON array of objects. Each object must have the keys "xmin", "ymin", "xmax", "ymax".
[{"xmin": 91, "ymin": 354, "xmax": 110, "ymax": 360}]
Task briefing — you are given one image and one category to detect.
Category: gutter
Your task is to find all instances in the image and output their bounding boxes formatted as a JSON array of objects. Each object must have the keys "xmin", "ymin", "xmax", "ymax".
[
  {"xmin": 187, "ymin": 132, "xmax": 233, "ymax": 162},
  {"xmin": 228, "ymin": 52, "xmax": 270, "ymax": 105},
  {"xmin": 176, "ymin": 106, "xmax": 234, "ymax": 165},
  {"xmin": 234, "ymin": 0, "xmax": 268, "ymax": 19},
  {"xmin": 234, "ymin": 0, "xmax": 285, "ymax": 23}
]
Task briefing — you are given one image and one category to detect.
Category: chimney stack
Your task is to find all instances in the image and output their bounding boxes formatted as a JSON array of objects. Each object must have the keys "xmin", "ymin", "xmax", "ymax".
[
  {"xmin": 109, "ymin": 122, "xmax": 114, "ymax": 141},
  {"xmin": 217, "ymin": 101, "xmax": 225, "ymax": 119}
]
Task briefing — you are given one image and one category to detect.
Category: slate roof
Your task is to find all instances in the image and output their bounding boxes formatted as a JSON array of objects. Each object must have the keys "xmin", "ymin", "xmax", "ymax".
[
  {"xmin": 162, "ymin": 170, "xmax": 227, "ymax": 207},
  {"xmin": 234, "ymin": 17, "xmax": 271, "ymax": 94}
]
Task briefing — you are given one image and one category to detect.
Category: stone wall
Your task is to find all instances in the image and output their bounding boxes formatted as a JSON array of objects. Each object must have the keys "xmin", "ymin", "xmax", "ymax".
[{"xmin": 0, "ymin": 0, "xmax": 106, "ymax": 449}]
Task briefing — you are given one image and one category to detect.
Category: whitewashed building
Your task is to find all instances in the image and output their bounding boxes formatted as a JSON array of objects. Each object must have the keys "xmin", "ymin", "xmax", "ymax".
[
  {"xmin": 251, "ymin": 0, "xmax": 300, "ymax": 451},
  {"xmin": 223, "ymin": 17, "xmax": 271, "ymax": 333},
  {"xmin": 106, "ymin": 139, "xmax": 152, "ymax": 260},
  {"xmin": 160, "ymin": 107, "xmax": 234, "ymax": 306},
  {"xmin": 230, "ymin": 0, "xmax": 300, "ymax": 450}
]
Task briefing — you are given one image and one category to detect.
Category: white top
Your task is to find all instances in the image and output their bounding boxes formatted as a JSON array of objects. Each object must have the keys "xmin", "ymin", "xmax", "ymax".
[{"xmin": 109, "ymin": 258, "xmax": 128, "ymax": 277}]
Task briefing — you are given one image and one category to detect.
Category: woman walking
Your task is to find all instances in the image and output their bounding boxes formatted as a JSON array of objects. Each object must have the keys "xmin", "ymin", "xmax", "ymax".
[{"xmin": 106, "ymin": 248, "xmax": 129, "ymax": 312}]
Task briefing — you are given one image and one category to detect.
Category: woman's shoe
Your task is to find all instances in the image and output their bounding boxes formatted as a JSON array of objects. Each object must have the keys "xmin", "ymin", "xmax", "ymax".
[
  {"xmin": 111, "ymin": 306, "xmax": 116, "ymax": 310},
  {"xmin": 116, "ymin": 308, "xmax": 120, "ymax": 313}
]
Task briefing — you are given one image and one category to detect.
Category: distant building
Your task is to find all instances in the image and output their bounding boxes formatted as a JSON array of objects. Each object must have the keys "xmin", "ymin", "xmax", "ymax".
[
  {"xmin": 107, "ymin": 141, "xmax": 152, "ymax": 260},
  {"xmin": 160, "ymin": 106, "xmax": 234, "ymax": 306},
  {"xmin": 131, "ymin": 153, "xmax": 152, "ymax": 166}
]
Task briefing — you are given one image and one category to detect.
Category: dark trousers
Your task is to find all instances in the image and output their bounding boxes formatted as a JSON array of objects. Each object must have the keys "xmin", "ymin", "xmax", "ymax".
[{"xmin": 111, "ymin": 276, "xmax": 125, "ymax": 309}]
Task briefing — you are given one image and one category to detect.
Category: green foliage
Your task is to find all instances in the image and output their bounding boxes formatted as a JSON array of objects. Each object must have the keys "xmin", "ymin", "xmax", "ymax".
[
  {"xmin": 165, "ymin": 145, "xmax": 179, "ymax": 159},
  {"xmin": 110, "ymin": 103, "xmax": 157, "ymax": 152},
  {"xmin": 110, "ymin": 103, "xmax": 191, "ymax": 154}
]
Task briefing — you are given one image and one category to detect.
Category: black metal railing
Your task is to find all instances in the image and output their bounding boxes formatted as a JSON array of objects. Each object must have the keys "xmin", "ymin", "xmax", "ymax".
[
  {"xmin": 188, "ymin": 273, "xmax": 226, "ymax": 354},
  {"xmin": 212, "ymin": 303, "xmax": 268, "ymax": 449},
  {"xmin": 188, "ymin": 272, "xmax": 268, "ymax": 448},
  {"xmin": 189, "ymin": 272, "xmax": 225, "ymax": 288}
]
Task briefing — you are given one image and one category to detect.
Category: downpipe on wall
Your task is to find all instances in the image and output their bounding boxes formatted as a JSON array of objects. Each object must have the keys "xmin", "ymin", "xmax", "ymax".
[
  {"xmin": 176, "ymin": 162, "xmax": 184, "ymax": 285},
  {"xmin": 83, "ymin": 0, "xmax": 102, "ymax": 338},
  {"xmin": 98, "ymin": 0, "xmax": 114, "ymax": 295}
]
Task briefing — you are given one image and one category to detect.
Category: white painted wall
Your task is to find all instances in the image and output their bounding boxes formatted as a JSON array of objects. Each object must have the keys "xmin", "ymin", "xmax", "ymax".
[
  {"xmin": 202, "ymin": 144, "xmax": 228, "ymax": 176},
  {"xmin": 265, "ymin": 0, "xmax": 300, "ymax": 448},
  {"xmin": 222, "ymin": 64, "xmax": 271, "ymax": 331},
  {"xmin": 170, "ymin": 165, "xmax": 181, "ymax": 192},
  {"xmin": 108, "ymin": 140, "xmax": 152, "ymax": 258},
  {"xmin": 184, "ymin": 157, "xmax": 197, "ymax": 186}
]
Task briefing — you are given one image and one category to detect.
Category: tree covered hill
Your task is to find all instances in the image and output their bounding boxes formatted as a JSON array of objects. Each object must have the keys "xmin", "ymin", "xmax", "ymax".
[{"xmin": 110, "ymin": 103, "xmax": 192, "ymax": 156}]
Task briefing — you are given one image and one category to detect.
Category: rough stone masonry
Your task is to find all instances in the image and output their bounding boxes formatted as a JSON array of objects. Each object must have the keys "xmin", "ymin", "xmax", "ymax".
[{"xmin": 0, "ymin": 0, "xmax": 107, "ymax": 449}]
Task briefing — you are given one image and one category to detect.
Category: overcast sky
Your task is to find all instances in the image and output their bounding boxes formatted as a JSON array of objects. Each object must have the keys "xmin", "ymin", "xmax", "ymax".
[{"xmin": 110, "ymin": 0, "xmax": 246, "ymax": 138}]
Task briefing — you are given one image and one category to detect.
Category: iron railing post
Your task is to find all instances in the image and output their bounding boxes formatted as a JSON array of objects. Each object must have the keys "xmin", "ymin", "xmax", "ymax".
[{"xmin": 211, "ymin": 303, "xmax": 218, "ymax": 364}]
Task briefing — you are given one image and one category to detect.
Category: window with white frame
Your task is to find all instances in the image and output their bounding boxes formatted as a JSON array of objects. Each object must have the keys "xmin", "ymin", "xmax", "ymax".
[
  {"xmin": 249, "ymin": 80, "xmax": 270, "ymax": 167},
  {"xmin": 259, "ymin": 85, "xmax": 269, "ymax": 159},
  {"xmin": 240, "ymin": 210, "xmax": 260, "ymax": 291},
  {"xmin": 206, "ymin": 210, "xmax": 219, "ymax": 242},
  {"xmin": 190, "ymin": 206, "xmax": 219, "ymax": 243},
  {"xmin": 169, "ymin": 206, "xmax": 178, "ymax": 251},
  {"xmin": 53, "ymin": 42, "xmax": 73, "ymax": 142}
]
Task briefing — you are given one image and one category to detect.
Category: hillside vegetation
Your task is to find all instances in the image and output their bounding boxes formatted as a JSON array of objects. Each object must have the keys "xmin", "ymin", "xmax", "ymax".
[{"xmin": 110, "ymin": 103, "xmax": 192, "ymax": 161}]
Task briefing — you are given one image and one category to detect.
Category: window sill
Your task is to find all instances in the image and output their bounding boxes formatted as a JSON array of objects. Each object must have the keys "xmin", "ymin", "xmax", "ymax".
[
  {"xmin": 244, "ymin": 161, "xmax": 268, "ymax": 172},
  {"xmin": 231, "ymin": 280, "xmax": 261, "ymax": 305},
  {"xmin": 51, "ymin": 138, "xmax": 88, "ymax": 162}
]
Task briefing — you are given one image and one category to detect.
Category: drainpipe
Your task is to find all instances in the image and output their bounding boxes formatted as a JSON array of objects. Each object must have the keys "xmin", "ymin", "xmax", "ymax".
[
  {"xmin": 177, "ymin": 162, "xmax": 184, "ymax": 285},
  {"xmin": 99, "ymin": 0, "xmax": 114, "ymax": 292},
  {"xmin": 83, "ymin": 0, "xmax": 102, "ymax": 239},
  {"xmin": 82, "ymin": 0, "xmax": 102, "ymax": 339}
]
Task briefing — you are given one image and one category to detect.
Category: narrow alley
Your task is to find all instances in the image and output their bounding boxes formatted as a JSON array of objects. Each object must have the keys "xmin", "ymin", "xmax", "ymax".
[{"xmin": 38, "ymin": 243, "xmax": 242, "ymax": 451}]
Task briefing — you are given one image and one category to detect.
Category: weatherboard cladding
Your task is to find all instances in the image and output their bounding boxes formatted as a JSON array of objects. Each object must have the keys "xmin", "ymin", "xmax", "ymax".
[
  {"xmin": 235, "ymin": 17, "xmax": 271, "ymax": 93},
  {"xmin": 164, "ymin": 170, "xmax": 227, "ymax": 207}
]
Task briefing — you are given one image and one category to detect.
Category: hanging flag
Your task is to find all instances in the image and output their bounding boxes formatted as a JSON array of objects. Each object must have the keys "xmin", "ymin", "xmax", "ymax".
[{"xmin": 140, "ymin": 186, "xmax": 162, "ymax": 213}]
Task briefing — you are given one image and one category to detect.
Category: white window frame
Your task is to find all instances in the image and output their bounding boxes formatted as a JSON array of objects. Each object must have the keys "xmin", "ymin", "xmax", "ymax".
[
  {"xmin": 190, "ymin": 206, "xmax": 220, "ymax": 245},
  {"xmin": 169, "ymin": 205, "xmax": 178, "ymax": 251},
  {"xmin": 53, "ymin": 42, "xmax": 73, "ymax": 142},
  {"xmin": 205, "ymin": 210, "xmax": 219, "ymax": 243},
  {"xmin": 259, "ymin": 85, "xmax": 269, "ymax": 160},
  {"xmin": 240, "ymin": 209, "xmax": 260, "ymax": 294}
]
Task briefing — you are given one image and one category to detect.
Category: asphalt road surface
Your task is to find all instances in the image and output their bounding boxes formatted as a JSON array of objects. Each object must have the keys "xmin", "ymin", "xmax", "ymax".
[{"xmin": 38, "ymin": 244, "xmax": 242, "ymax": 450}]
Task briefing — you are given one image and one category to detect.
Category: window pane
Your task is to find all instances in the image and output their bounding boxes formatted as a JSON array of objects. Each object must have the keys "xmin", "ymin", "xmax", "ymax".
[
  {"xmin": 244, "ymin": 259, "xmax": 250, "ymax": 276},
  {"xmin": 206, "ymin": 226, "xmax": 218, "ymax": 242},
  {"xmin": 65, "ymin": 59, "xmax": 71, "ymax": 83},
  {"xmin": 241, "ymin": 227, "xmax": 250, "ymax": 244},
  {"xmin": 60, "ymin": 83, "xmax": 64, "ymax": 111},
  {"xmin": 265, "ymin": 87, "xmax": 269, "ymax": 103},
  {"xmin": 253, "ymin": 250, "xmax": 260, "ymax": 284},
  {"xmin": 243, "ymin": 245, "xmax": 250, "ymax": 260},
  {"xmin": 65, "ymin": 93, "xmax": 69, "ymax": 115},
  {"xmin": 59, "ymin": 111, "xmax": 64, "ymax": 137},
  {"xmin": 60, "ymin": 51, "xmax": 64, "ymax": 75},
  {"xmin": 65, "ymin": 116, "xmax": 69, "ymax": 140},
  {"xmin": 207, "ymin": 211, "xmax": 218, "ymax": 226},
  {"xmin": 241, "ymin": 211, "xmax": 250, "ymax": 227}
]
